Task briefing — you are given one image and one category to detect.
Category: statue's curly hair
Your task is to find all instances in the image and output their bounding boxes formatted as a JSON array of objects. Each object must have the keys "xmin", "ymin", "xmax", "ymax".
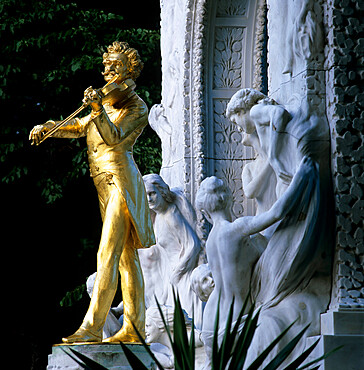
[
  {"xmin": 103, "ymin": 41, "xmax": 144, "ymax": 81},
  {"xmin": 195, "ymin": 176, "xmax": 232, "ymax": 214},
  {"xmin": 226, "ymin": 88, "xmax": 277, "ymax": 119}
]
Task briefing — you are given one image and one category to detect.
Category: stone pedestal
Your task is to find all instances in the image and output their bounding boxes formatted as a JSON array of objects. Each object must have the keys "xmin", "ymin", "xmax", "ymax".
[
  {"xmin": 47, "ymin": 343, "xmax": 155, "ymax": 369},
  {"xmin": 306, "ymin": 310, "xmax": 364, "ymax": 370}
]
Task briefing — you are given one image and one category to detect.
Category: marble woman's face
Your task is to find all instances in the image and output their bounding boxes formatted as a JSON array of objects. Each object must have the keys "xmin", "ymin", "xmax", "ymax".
[
  {"xmin": 145, "ymin": 183, "xmax": 167, "ymax": 213},
  {"xmin": 145, "ymin": 316, "xmax": 161, "ymax": 344},
  {"xmin": 230, "ymin": 111, "xmax": 256, "ymax": 134}
]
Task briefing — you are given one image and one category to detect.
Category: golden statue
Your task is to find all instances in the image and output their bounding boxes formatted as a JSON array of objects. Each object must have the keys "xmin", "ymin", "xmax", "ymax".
[{"xmin": 29, "ymin": 41, "xmax": 156, "ymax": 343}]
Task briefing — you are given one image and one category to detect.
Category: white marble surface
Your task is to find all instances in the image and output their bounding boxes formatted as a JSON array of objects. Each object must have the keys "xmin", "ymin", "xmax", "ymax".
[
  {"xmin": 196, "ymin": 156, "xmax": 318, "ymax": 368},
  {"xmin": 141, "ymin": 174, "xmax": 204, "ymax": 329}
]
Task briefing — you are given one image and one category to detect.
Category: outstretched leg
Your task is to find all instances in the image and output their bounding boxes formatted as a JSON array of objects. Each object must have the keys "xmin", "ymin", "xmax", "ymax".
[
  {"xmin": 63, "ymin": 181, "xmax": 130, "ymax": 343},
  {"xmin": 104, "ymin": 233, "xmax": 145, "ymax": 342}
]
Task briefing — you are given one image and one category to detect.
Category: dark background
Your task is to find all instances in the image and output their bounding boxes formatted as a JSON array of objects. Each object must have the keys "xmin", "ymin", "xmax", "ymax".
[{"xmin": 2, "ymin": 1, "xmax": 161, "ymax": 368}]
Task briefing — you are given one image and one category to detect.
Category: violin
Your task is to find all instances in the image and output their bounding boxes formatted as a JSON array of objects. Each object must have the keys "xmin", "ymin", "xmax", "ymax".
[{"xmin": 35, "ymin": 75, "xmax": 135, "ymax": 145}]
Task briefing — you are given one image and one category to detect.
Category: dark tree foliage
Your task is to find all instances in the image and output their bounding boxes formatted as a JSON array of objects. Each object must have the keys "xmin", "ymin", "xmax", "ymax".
[{"xmin": 1, "ymin": 1, "xmax": 161, "ymax": 368}]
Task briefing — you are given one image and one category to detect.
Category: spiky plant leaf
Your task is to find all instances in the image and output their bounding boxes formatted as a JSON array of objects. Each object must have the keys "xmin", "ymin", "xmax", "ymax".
[
  {"xmin": 218, "ymin": 297, "xmax": 235, "ymax": 369},
  {"xmin": 172, "ymin": 289, "xmax": 191, "ymax": 370},
  {"xmin": 188, "ymin": 306, "xmax": 196, "ymax": 370},
  {"xmin": 119, "ymin": 342, "xmax": 149, "ymax": 370},
  {"xmin": 282, "ymin": 337, "xmax": 320, "ymax": 370},
  {"xmin": 155, "ymin": 295, "xmax": 174, "ymax": 348},
  {"xmin": 295, "ymin": 345, "xmax": 343, "ymax": 370},
  {"xmin": 262, "ymin": 324, "xmax": 310, "ymax": 370},
  {"xmin": 130, "ymin": 321, "xmax": 165, "ymax": 370},
  {"xmin": 247, "ymin": 320, "xmax": 297, "ymax": 370},
  {"xmin": 231, "ymin": 306, "xmax": 261, "ymax": 370},
  {"xmin": 61, "ymin": 347, "xmax": 107, "ymax": 369},
  {"xmin": 211, "ymin": 293, "xmax": 222, "ymax": 370}
]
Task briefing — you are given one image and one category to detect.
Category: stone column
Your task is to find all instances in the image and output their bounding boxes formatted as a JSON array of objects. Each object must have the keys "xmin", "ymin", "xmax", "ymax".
[{"xmin": 307, "ymin": 1, "xmax": 364, "ymax": 368}]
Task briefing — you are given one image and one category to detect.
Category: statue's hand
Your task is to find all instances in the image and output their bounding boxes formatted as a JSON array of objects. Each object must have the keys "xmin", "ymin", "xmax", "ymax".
[
  {"xmin": 149, "ymin": 104, "xmax": 165, "ymax": 120},
  {"xmin": 29, "ymin": 120, "xmax": 55, "ymax": 145},
  {"xmin": 297, "ymin": 156, "xmax": 314, "ymax": 177},
  {"xmin": 83, "ymin": 86, "xmax": 103, "ymax": 111}
]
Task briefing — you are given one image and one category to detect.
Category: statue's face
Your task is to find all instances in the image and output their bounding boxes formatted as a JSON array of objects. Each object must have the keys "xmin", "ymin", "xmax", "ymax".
[
  {"xmin": 102, "ymin": 53, "xmax": 129, "ymax": 82},
  {"xmin": 145, "ymin": 316, "xmax": 161, "ymax": 344},
  {"xmin": 230, "ymin": 111, "xmax": 255, "ymax": 134},
  {"xmin": 199, "ymin": 275, "xmax": 215, "ymax": 301},
  {"xmin": 145, "ymin": 183, "xmax": 167, "ymax": 213}
]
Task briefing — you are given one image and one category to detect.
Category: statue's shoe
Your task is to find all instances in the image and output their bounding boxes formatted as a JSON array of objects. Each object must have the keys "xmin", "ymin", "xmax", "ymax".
[
  {"xmin": 62, "ymin": 327, "xmax": 102, "ymax": 343},
  {"xmin": 103, "ymin": 328, "xmax": 142, "ymax": 343}
]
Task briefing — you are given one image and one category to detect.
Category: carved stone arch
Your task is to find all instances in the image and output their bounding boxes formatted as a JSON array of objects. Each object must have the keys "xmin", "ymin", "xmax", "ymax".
[{"xmin": 182, "ymin": 0, "xmax": 267, "ymax": 222}]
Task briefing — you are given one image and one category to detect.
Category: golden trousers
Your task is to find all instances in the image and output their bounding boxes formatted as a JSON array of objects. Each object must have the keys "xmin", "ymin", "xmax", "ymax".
[{"xmin": 82, "ymin": 173, "xmax": 145, "ymax": 337}]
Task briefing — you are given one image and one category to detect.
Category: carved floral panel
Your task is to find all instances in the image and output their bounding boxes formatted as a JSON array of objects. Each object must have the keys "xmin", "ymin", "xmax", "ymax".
[
  {"xmin": 216, "ymin": 0, "xmax": 248, "ymax": 17},
  {"xmin": 214, "ymin": 27, "xmax": 245, "ymax": 89},
  {"xmin": 213, "ymin": 99, "xmax": 255, "ymax": 218},
  {"xmin": 213, "ymin": 99, "xmax": 244, "ymax": 160}
]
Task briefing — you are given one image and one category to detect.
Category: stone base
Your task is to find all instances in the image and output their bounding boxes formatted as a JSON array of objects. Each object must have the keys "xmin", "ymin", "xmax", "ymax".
[
  {"xmin": 306, "ymin": 334, "xmax": 364, "ymax": 370},
  {"xmin": 305, "ymin": 310, "xmax": 364, "ymax": 370},
  {"xmin": 47, "ymin": 343, "xmax": 156, "ymax": 369}
]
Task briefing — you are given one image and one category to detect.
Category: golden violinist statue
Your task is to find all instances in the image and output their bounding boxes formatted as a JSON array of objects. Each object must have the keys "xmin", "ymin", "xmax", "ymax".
[{"xmin": 29, "ymin": 41, "xmax": 155, "ymax": 343}]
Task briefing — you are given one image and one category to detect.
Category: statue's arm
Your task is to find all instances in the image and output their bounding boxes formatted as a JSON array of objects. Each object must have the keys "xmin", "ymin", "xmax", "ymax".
[
  {"xmin": 149, "ymin": 104, "xmax": 172, "ymax": 136},
  {"xmin": 233, "ymin": 156, "xmax": 314, "ymax": 236},
  {"xmin": 51, "ymin": 115, "xmax": 90, "ymax": 138},
  {"xmin": 253, "ymin": 105, "xmax": 292, "ymax": 184},
  {"xmin": 29, "ymin": 114, "xmax": 89, "ymax": 145},
  {"xmin": 242, "ymin": 159, "xmax": 273, "ymax": 199},
  {"xmin": 92, "ymin": 104, "xmax": 148, "ymax": 146},
  {"xmin": 268, "ymin": 106, "xmax": 292, "ymax": 182}
]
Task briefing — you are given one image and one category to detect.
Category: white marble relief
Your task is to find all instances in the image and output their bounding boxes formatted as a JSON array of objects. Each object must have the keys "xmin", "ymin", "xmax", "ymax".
[
  {"xmin": 145, "ymin": 305, "xmax": 205, "ymax": 369},
  {"xmin": 140, "ymin": 174, "xmax": 205, "ymax": 329},
  {"xmin": 223, "ymin": 88, "xmax": 332, "ymax": 366},
  {"xmin": 214, "ymin": 27, "xmax": 245, "ymax": 89},
  {"xmin": 196, "ymin": 157, "xmax": 317, "ymax": 368}
]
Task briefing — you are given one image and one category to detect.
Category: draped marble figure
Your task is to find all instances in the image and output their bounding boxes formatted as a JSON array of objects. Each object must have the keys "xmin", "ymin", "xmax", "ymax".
[
  {"xmin": 225, "ymin": 88, "xmax": 332, "ymax": 366},
  {"xmin": 141, "ymin": 174, "xmax": 204, "ymax": 328}
]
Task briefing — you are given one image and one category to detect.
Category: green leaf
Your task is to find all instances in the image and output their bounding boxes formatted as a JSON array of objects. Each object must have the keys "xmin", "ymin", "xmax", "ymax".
[
  {"xmin": 295, "ymin": 345, "xmax": 343, "ymax": 370},
  {"xmin": 129, "ymin": 320, "xmax": 165, "ymax": 370},
  {"xmin": 283, "ymin": 337, "xmax": 320, "ymax": 370},
  {"xmin": 262, "ymin": 324, "xmax": 310, "ymax": 370},
  {"xmin": 247, "ymin": 320, "xmax": 297, "ymax": 370},
  {"xmin": 231, "ymin": 306, "xmax": 261, "ymax": 369},
  {"xmin": 172, "ymin": 288, "xmax": 194, "ymax": 370},
  {"xmin": 211, "ymin": 292, "xmax": 221, "ymax": 370},
  {"xmin": 60, "ymin": 284, "xmax": 86, "ymax": 307},
  {"xmin": 62, "ymin": 347, "xmax": 108, "ymax": 369},
  {"xmin": 119, "ymin": 342, "xmax": 149, "ymax": 370}
]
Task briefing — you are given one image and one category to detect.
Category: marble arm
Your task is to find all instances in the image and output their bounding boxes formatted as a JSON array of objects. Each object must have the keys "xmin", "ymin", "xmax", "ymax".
[
  {"xmin": 233, "ymin": 156, "xmax": 314, "ymax": 236},
  {"xmin": 267, "ymin": 106, "xmax": 293, "ymax": 183},
  {"xmin": 242, "ymin": 159, "xmax": 273, "ymax": 199},
  {"xmin": 149, "ymin": 104, "xmax": 172, "ymax": 136}
]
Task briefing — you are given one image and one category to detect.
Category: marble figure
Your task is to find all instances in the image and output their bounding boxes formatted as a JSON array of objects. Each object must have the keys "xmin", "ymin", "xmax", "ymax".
[
  {"xmin": 195, "ymin": 156, "xmax": 316, "ymax": 368},
  {"xmin": 141, "ymin": 174, "xmax": 204, "ymax": 328}
]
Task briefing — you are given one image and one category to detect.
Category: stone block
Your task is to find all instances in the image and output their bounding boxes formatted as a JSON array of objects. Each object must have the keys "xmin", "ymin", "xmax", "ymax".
[
  {"xmin": 306, "ymin": 334, "xmax": 364, "ymax": 370},
  {"xmin": 321, "ymin": 310, "xmax": 364, "ymax": 335},
  {"xmin": 47, "ymin": 343, "xmax": 155, "ymax": 370}
]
